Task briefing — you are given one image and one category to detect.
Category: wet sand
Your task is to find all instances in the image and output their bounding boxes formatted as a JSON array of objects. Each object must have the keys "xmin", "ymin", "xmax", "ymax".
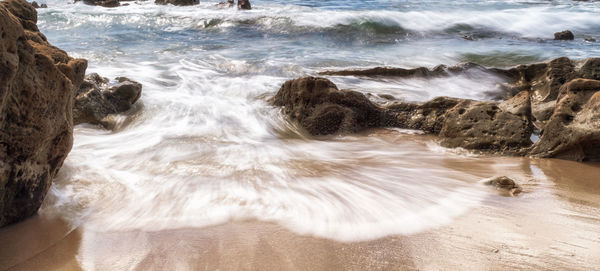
[{"xmin": 2, "ymin": 139, "xmax": 600, "ymax": 270}]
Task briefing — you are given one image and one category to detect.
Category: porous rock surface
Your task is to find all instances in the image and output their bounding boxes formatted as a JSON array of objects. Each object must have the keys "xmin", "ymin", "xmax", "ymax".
[
  {"xmin": 0, "ymin": 0, "xmax": 87, "ymax": 227},
  {"xmin": 274, "ymin": 57, "xmax": 600, "ymax": 161},
  {"xmin": 73, "ymin": 73, "xmax": 142, "ymax": 127}
]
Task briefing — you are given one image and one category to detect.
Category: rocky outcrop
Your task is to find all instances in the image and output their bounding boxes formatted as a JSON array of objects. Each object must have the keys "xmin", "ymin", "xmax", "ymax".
[
  {"xmin": 155, "ymin": 0, "xmax": 199, "ymax": 6},
  {"xmin": 0, "ymin": 0, "xmax": 87, "ymax": 227},
  {"xmin": 318, "ymin": 62, "xmax": 485, "ymax": 78},
  {"xmin": 554, "ymin": 30, "xmax": 574, "ymax": 40},
  {"xmin": 270, "ymin": 77, "xmax": 397, "ymax": 135},
  {"xmin": 273, "ymin": 57, "xmax": 600, "ymax": 161},
  {"xmin": 529, "ymin": 79, "xmax": 600, "ymax": 161},
  {"xmin": 73, "ymin": 73, "xmax": 142, "ymax": 127}
]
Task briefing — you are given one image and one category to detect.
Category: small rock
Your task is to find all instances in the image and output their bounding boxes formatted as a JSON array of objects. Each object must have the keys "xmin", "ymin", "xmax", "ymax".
[
  {"xmin": 238, "ymin": 0, "xmax": 251, "ymax": 10},
  {"xmin": 484, "ymin": 176, "xmax": 522, "ymax": 195},
  {"xmin": 40, "ymin": 3, "xmax": 47, "ymax": 7},
  {"xmin": 73, "ymin": 73, "xmax": 142, "ymax": 128},
  {"xmin": 554, "ymin": 30, "xmax": 575, "ymax": 41},
  {"xmin": 155, "ymin": 0, "xmax": 198, "ymax": 6},
  {"xmin": 82, "ymin": 0, "xmax": 120, "ymax": 7},
  {"xmin": 585, "ymin": 37, "xmax": 596, "ymax": 42}
]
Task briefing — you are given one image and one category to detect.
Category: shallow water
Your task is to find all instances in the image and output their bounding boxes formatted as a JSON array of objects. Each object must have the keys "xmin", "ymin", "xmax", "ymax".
[{"xmin": 2, "ymin": 0, "xmax": 600, "ymax": 269}]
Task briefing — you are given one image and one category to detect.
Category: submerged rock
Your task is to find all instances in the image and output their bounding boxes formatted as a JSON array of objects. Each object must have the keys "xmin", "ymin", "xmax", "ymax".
[
  {"xmin": 216, "ymin": 0, "xmax": 251, "ymax": 9},
  {"xmin": 270, "ymin": 77, "xmax": 396, "ymax": 135},
  {"xmin": 155, "ymin": 0, "xmax": 199, "ymax": 6},
  {"xmin": 554, "ymin": 30, "xmax": 575, "ymax": 40},
  {"xmin": 0, "ymin": 0, "xmax": 87, "ymax": 227},
  {"xmin": 73, "ymin": 73, "xmax": 142, "ymax": 128},
  {"xmin": 318, "ymin": 63, "xmax": 486, "ymax": 78},
  {"xmin": 77, "ymin": 0, "xmax": 121, "ymax": 7},
  {"xmin": 483, "ymin": 176, "xmax": 522, "ymax": 196}
]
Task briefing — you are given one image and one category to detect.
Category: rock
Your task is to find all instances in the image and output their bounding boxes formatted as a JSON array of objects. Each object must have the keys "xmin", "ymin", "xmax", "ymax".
[
  {"xmin": 155, "ymin": 0, "xmax": 199, "ymax": 6},
  {"xmin": 438, "ymin": 95, "xmax": 533, "ymax": 153},
  {"xmin": 529, "ymin": 79, "xmax": 600, "ymax": 161},
  {"xmin": 387, "ymin": 97, "xmax": 462, "ymax": 134},
  {"xmin": 216, "ymin": 0, "xmax": 234, "ymax": 8},
  {"xmin": 273, "ymin": 57, "xmax": 600, "ymax": 161},
  {"xmin": 237, "ymin": 0, "xmax": 250, "ymax": 9},
  {"xmin": 270, "ymin": 77, "xmax": 396, "ymax": 135},
  {"xmin": 483, "ymin": 176, "xmax": 522, "ymax": 196},
  {"xmin": 585, "ymin": 37, "xmax": 596, "ymax": 42},
  {"xmin": 73, "ymin": 73, "xmax": 142, "ymax": 127},
  {"xmin": 554, "ymin": 30, "xmax": 575, "ymax": 40},
  {"xmin": 30, "ymin": 1, "xmax": 47, "ymax": 8},
  {"xmin": 76, "ymin": 0, "xmax": 120, "ymax": 7},
  {"xmin": 318, "ymin": 63, "xmax": 489, "ymax": 79},
  {"xmin": 0, "ymin": 0, "xmax": 87, "ymax": 227}
]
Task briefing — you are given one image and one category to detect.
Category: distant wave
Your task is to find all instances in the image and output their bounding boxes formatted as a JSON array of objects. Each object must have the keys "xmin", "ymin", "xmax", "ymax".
[{"xmin": 37, "ymin": 2, "xmax": 600, "ymax": 39}]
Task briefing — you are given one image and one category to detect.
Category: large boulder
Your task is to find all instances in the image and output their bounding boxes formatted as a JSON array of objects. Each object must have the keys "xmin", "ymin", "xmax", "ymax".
[
  {"xmin": 271, "ymin": 77, "xmax": 396, "ymax": 135},
  {"xmin": 73, "ymin": 73, "xmax": 142, "ymax": 127},
  {"xmin": 0, "ymin": 0, "xmax": 87, "ymax": 227},
  {"xmin": 530, "ymin": 79, "xmax": 600, "ymax": 161}
]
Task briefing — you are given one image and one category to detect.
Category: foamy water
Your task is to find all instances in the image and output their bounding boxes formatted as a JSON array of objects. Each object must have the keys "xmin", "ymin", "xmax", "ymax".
[{"xmin": 29, "ymin": 0, "xmax": 600, "ymax": 244}]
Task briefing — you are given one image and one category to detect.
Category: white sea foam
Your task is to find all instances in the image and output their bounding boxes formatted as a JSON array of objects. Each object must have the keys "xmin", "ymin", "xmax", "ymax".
[{"xmin": 33, "ymin": 0, "xmax": 598, "ymax": 243}]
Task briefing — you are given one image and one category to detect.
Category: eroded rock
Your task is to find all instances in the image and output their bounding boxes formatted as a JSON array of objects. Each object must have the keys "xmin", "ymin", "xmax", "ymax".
[
  {"xmin": 73, "ymin": 73, "xmax": 142, "ymax": 127},
  {"xmin": 0, "ymin": 0, "xmax": 87, "ymax": 227},
  {"xmin": 270, "ymin": 77, "xmax": 396, "ymax": 135},
  {"xmin": 530, "ymin": 79, "xmax": 600, "ymax": 161}
]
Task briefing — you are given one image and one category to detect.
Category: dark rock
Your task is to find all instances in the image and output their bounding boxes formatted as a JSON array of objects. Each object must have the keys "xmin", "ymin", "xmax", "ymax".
[
  {"xmin": 31, "ymin": 1, "xmax": 39, "ymax": 8},
  {"xmin": 155, "ymin": 0, "xmax": 198, "ymax": 6},
  {"xmin": 216, "ymin": 0, "xmax": 234, "ymax": 8},
  {"xmin": 318, "ymin": 63, "xmax": 487, "ymax": 79},
  {"xmin": 73, "ymin": 73, "xmax": 142, "ymax": 127},
  {"xmin": 585, "ymin": 37, "xmax": 596, "ymax": 42},
  {"xmin": 270, "ymin": 77, "xmax": 396, "ymax": 135},
  {"xmin": 484, "ymin": 176, "xmax": 522, "ymax": 195},
  {"xmin": 530, "ymin": 79, "xmax": 600, "ymax": 161},
  {"xmin": 554, "ymin": 30, "xmax": 574, "ymax": 41},
  {"xmin": 78, "ymin": 0, "xmax": 120, "ymax": 7},
  {"xmin": 0, "ymin": 0, "xmax": 87, "ymax": 227},
  {"xmin": 237, "ymin": 0, "xmax": 250, "ymax": 9}
]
